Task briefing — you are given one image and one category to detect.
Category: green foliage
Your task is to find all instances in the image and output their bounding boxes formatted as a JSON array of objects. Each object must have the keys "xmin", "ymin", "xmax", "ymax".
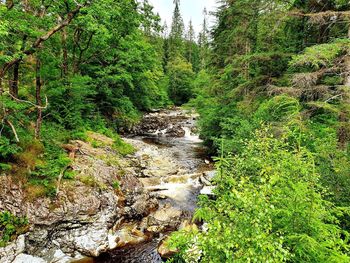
[
  {"xmin": 167, "ymin": 57, "xmax": 195, "ymax": 105},
  {"xmin": 0, "ymin": 0, "xmax": 169, "ymax": 197},
  {"xmin": 0, "ymin": 137, "xmax": 21, "ymax": 160},
  {"xmin": 254, "ymin": 95, "xmax": 301, "ymax": 122},
  {"xmin": 290, "ymin": 41, "xmax": 350, "ymax": 70},
  {"xmin": 112, "ymin": 180, "xmax": 120, "ymax": 190},
  {"xmin": 170, "ymin": 130, "xmax": 350, "ymax": 262},
  {"xmin": 113, "ymin": 137, "xmax": 135, "ymax": 156},
  {"xmin": 169, "ymin": 0, "xmax": 185, "ymax": 58},
  {"xmin": 0, "ymin": 163, "xmax": 12, "ymax": 171},
  {"xmin": 0, "ymin": 211, "xmax": 28, "ymax": 247}
]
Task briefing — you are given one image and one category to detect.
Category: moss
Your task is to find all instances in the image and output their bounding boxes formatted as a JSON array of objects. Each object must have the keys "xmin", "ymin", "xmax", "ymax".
[
  {"xmin": 25, "ymin": 184, "xmax": 54, "ymax": 201},
  {"xmin": 79, "ymin": 175, "xmax": 107, "ymax": 191},
  {"xmin": 112, "ymin": 137, "xmax": 135, "ymax": 156},
  {"xmin": 112, "ymin": 180, "xmax": 120, "ymax": 190}
]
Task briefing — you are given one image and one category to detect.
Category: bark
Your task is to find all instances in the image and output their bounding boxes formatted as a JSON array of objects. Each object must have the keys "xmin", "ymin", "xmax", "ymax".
[
  {"xmin": 62, "ymin": 27, "xmax": 68, "ymax": 77},
  {"xmin": 6, "ymin": 120, "xmax": 19, "ymax": 142},
  {"xmin": 73, "ymin": 30, "xmax": 94, "ymax": 74},
  {"xmin": 346, "ymin": 24, "xmax": 350, "ymax": 87},
  {"xmin": 8, "ymin": 36, "xmax": 27, "ymax": 98},
  {"xmin": 35, "ymin": 58, "xmax": 42, "ymax": 139},
  {"xmin": 6, "ymin": 0, "xmax": 14, "ymax": 9},
  {"xmin": 9, "ymin": 62, "xmax": 19, "ymax": 98}
]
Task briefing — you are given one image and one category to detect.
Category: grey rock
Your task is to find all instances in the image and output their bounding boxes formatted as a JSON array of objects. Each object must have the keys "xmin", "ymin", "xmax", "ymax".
[{"xmin": 12, "ymin": 254, "xmax": 46, "ymax": 263}]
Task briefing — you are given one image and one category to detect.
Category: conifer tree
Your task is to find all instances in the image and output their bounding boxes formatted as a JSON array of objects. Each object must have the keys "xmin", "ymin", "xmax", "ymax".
[
  {"xmin": 185, "ymin": 20, "xmax": 199, "ymax": 71},
  {"xmin": 169, "ymin": 0, "xmax": 185, "ymax": 59},
  {"xmin": 198, "ymin": 8, "xmax": 210, "ymax": 69}
]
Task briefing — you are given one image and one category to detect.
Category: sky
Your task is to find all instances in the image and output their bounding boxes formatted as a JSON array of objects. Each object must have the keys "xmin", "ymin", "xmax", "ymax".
[{"xmin": 148, "ymin": 0, "xmax": 217, "ymax": 34}]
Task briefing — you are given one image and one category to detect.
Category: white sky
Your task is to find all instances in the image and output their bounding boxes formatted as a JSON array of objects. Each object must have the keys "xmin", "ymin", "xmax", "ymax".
[{"xmin": 148, "ymin": 0, "xmax": 217, "ymax": 34}]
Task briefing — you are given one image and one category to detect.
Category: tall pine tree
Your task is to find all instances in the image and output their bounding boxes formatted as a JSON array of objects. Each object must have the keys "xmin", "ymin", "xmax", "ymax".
[{"xmin": 169, "ymin": 0, "xmax": 185, "ymax": 59}]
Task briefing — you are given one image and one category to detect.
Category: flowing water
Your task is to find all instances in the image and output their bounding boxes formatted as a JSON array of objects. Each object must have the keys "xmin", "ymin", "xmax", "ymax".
[{"xmin": 94, "ymin": 108, "xmax": 212, "ymax": 263}]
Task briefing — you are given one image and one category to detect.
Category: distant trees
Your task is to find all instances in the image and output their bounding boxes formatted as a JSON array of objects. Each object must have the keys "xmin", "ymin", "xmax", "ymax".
[
  {"xmin": 167, "ymin": 57, "xmax": 194, "ymax": 105},
  {"xmin": 163, "ymin": 0, "xmax": 210, "ymax": 104},
  {"xmin": 169, "ymin": 0, "xmax": 185, "ymax": 59}
]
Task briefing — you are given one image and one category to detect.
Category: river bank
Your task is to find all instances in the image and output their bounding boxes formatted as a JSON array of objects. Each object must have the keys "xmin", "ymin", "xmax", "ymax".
[{"xmin": 0, "ymin": 108, "xmax": 213, "ymax": 263}]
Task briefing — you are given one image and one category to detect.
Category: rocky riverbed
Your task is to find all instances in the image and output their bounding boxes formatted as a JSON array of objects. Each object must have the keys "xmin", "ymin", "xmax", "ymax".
[{"xmin": 0, "ymin": 108, "xmax": 213, "ymax": 263}]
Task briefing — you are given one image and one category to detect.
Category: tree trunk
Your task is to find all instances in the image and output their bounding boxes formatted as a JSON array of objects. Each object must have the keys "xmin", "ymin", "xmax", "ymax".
[
  {"xmin": 9, "ymin": 62, "xmax": 19, "ymax": 98},
  {"xmin": 62, "ymin": 27, "xmax": 68, "ymax": 77},
  {"xmin": 35, "ymin": 58, "xmax": 42, "ymax": 139},
  {"xmin": 0, "ymin": 74, "xmax": 3, "ymax": 95},
  {"xmin": 6, "ymin": 0, "xmax": 14, "ymax": 9},
  {"xmin": 346, "ymin": 24, "xmax": 350, "ymax": 87}
]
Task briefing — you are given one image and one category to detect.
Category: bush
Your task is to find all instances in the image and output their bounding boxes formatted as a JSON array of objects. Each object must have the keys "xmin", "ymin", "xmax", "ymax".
[
  {"xmin": 0, "ymin": 211, "xmax": 28, "ymax": 247},
  {"xmin": 168, "ymin": 129, "xmax": 350, "ymax": 262}
]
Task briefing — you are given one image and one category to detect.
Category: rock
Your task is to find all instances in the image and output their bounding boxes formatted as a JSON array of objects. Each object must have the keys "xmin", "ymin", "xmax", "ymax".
[
  {"xmin": 112, "ymin": 223, "xmax": 150, "ymax": 248},
  {"xmin": 42, "ymin": 249, "xmax": 79, "ymax": 263},
  {"xmin": 0, "ymin": 108, "xmax": 209, "ymax": 262},
  {"xmin": 0, "ymin": 235, "xmax": 25, "ymax": 263},
  {"xmin": 165, "ymin": 125, "xmax": 185, "ymax": 137},
  {"xmin": 200, "ymin": 186, "xmax": 216, "ymax": 196},
  {"xmin": 203, "ymin": 171, "xmax": 216, "ymax": 181},
  {"xmin": 199, "ymin": 175, "xmax": 211, "ymax": 186},
  {"xmin": 12, "ymin": 254, "xmax": 46, "ymax": 263},
  {"xmin": 0, "ymin": 131, "xmax": 160, "ymax": 261},
  {"xmin": 146, "ymin": 205, "xmax": 183, "ymax": 233},
  {"xmin": 157, "ymin": 238, "xmax": 178, "ymax": 259}
]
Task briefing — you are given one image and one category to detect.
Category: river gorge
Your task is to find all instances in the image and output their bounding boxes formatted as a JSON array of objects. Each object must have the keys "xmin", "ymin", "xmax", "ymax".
[{"xmin": 0, "ymin": 108, "xmax": 214, "ymax": 263}]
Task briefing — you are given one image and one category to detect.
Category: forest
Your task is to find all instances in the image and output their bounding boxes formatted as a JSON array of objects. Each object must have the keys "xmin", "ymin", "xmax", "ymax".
[{"xmin": 1, "ymin": 0, "xmax": 350, "ymax": 262}]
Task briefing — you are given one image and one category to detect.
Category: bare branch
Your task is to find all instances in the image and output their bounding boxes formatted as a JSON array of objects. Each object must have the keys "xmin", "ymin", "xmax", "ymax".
[
  {"xmin": 6, "ymin": 92, "xmax": 48, "ymax": 109},
  {"xmin": 6, "ymin": 120, "xmax": 19, "ymax": 142},
  {"xmin": 325, "ymin": 94, "xmax": 343, "ymax": 103}
]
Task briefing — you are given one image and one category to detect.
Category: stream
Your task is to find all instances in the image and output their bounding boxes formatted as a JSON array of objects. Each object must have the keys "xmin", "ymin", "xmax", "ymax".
[{"xmin": 94, "ymin": 108, "xmax": 212, "ymax": 262}]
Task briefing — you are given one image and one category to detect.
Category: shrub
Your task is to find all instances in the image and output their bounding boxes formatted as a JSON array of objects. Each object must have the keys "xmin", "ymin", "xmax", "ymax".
[
  {"xmin": 168, "ymin": 129, "xmax": 350, "ymax": 262},
  {"xmin": 0, "ymin": 211, "xmax": 28, "ymax": 247}
]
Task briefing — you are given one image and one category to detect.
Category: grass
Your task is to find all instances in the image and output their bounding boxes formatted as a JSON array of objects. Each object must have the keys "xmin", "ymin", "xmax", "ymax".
[{"xmin": 78, "ymin": 175, "xmax": 108, "ymax": 191}]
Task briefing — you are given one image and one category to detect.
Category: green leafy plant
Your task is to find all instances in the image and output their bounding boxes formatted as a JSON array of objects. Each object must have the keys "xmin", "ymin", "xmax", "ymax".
[
  {"xmin": 0, "ymin": 211, "xmax": 28, "ymax": 247},
  {"xmin": 169, "ymin": 129, "xmax": 350, "ymax": 262}
]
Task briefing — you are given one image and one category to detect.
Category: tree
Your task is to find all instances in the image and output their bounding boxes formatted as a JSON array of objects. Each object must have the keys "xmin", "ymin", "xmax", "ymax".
[
  {"xmin": 167, "ymin": 57, "xmax": 194, "ymax": 105},
  {"xmin": 198, "ymin": 8, "xmax": 210, "ymax": 70},
  {"xmin": 169, "ymin": 0, "xmax": 185, "ymax": 59},
  {"xmin": 185, "ymin": 20, "xmax": 200, "ymax": 72},
  {"xmin": 0, "ymin": 0, "xmax": 169, "ymax": 194}
]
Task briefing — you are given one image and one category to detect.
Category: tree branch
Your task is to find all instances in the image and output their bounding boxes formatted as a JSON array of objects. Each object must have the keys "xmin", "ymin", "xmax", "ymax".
[
  {"xmin": 6, "ymin": 92, "xmax": 48, "ymax": 109},
  {"xmin": 6, "ymin": 119, "xmax": 19, "ymax": 142},
  {"xmin": 0, "ymin": 1, "xmax": 92, "ymax": 83}
]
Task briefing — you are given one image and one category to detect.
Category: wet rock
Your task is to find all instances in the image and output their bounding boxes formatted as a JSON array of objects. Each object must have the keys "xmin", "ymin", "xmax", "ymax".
[
  {"xmin": 203, "ymin": 171, "xmax": 216, "ymax": 181},
  {"xmin": 157, "ymin": 238, "xmax": 178, "ymax": 259},
  {"xmin": 111, "ymin": 223, "xmax": 150, "ymax": 248},
  {"xmin": 199, "ymin": 174, "xmax": 211, "ymax": 186},
  {"xmin": 146, "ymin": 204, "xmax": 183, "ymax": 233},
  {"xmin": 0, "ymin": 235, "xmax": 25, "ymax": 263},
  {"xmin": 200, "ymin": 186, "xmax": 216, "ymax": 196},
  {"xmin": 165, "ymin": 125, "xmax": 185, "ymax": 137}
]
